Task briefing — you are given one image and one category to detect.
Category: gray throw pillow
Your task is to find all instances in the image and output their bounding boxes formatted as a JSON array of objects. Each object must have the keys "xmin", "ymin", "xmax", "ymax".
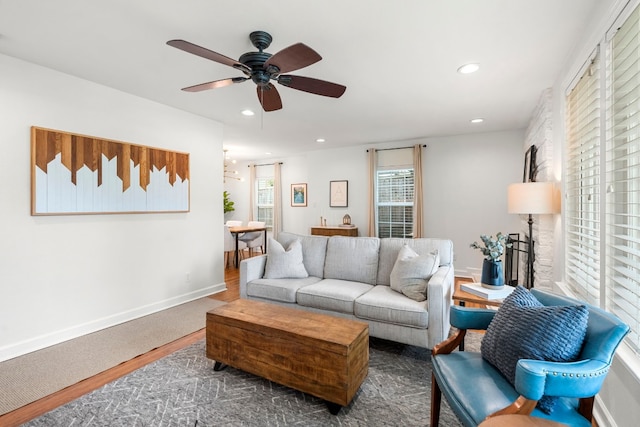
[
  {"xmin": 480, "ymin": 285, "xmax": 589, "ymax": 414},
  {"xmin": 389, "ymin": 245, "xmax": 439, "ymax": 302},
  {"xmin": 264, "ymin": 237, "xmax": 309, "ymax": 279}
]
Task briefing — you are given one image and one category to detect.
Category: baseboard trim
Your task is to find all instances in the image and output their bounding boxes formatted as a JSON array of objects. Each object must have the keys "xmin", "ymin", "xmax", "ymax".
[
  {"xmin": 594, "ymin": 394, "xmax": 615, "ymax": 427},
  {"xmin": 0, "ymin": 283, "xmax": 225, "ymax": 362}
]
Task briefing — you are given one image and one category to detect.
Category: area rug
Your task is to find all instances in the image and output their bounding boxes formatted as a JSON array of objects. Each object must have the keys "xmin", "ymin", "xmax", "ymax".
[{"xmin": 25, "ymin": 334, "xmax": 483, "ymax": 426}]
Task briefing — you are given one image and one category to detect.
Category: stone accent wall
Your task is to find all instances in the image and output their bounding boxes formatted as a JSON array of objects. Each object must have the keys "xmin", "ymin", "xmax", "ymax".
[{"xmin": 520, "ymin": 88, "xmax": 555, "ymax": 290}]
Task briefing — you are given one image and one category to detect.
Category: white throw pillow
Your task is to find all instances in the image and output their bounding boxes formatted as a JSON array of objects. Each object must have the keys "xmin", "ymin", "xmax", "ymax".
[
  {"xmin": 264, "ymin": 238, "xmax": 309, "ymax": 279},
  {"xmin": 390, "ymin": 245, "xmax": 439, "ymax": 302}
]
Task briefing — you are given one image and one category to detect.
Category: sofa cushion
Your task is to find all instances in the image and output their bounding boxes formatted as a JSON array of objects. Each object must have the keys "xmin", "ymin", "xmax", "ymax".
[
  {"xmin": 390, "ymin": 245, "xmax": 439, "ymax": 302},
  {"xmin": 277, "ymin": 232, "xmax": 328, "ymax": 278},
  {"xmin": 264, "ymin": 238, "xmax": 308, "ymax": 279},
  {"xmin": 481, "ymin": 286, "xmax": 589, "ymax": 414},
  {"xmin": 323, "ymin": 236, "xmax": 380, "ymax": 285},
  {"xmin": 377, "ymin": 238, "xmax": 453, "ymax": 286},
  {"xmin": 246, "ymin": 277, "xmax": 322, "ymax": 303},
  {"xmin": 354, "ymin": 285, "xmax": 428, "ymax": 328},
  {"xmin": 296, "ymin": 278, "xmax": 373, "ymax": 314}
]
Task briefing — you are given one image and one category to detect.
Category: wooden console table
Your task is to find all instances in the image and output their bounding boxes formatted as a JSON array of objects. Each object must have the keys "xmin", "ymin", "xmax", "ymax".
[{"xmin": 311, "ymin": 226, "xmax": 358, "ymax": 237}]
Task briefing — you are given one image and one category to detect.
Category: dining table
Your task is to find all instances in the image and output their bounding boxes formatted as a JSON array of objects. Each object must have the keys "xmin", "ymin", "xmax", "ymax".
[{"xmin": 228, "ymin": 225, "xmax": 268, "ymax": 268}]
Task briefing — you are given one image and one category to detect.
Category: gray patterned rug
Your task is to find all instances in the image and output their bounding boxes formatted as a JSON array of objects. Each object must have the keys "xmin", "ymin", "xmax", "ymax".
[{"xmin": 26, "ymin": 334, "xmax": 482, "ymax": 426}]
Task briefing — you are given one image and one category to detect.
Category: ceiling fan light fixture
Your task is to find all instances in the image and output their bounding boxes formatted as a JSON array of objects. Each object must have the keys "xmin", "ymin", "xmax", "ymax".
[
  {"xmin": 457, "ymin": 63, "xmax": 480, "ymax": 74},
  {"xmin": 223, "ymin": 149, "xmax": 242, "ymax": 182}
]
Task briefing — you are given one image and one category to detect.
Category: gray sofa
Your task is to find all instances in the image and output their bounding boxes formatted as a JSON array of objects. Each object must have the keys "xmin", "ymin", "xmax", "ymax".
[{"xmin": 239, "ymin": 232, "xmax": 455, "ymax": 349}]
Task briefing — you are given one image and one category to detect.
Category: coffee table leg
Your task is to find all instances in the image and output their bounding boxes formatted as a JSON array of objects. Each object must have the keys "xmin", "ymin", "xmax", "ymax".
[
  {"xmin": 213, "ymin": 361, "xmax": 227, "ymax": 371},
  {"xmin": 325, "ymin": 401, "xmax": 342, "ymax": 415}
]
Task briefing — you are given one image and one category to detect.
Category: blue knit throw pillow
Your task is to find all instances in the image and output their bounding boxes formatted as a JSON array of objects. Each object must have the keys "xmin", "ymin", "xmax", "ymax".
[{"xmin": 480, "ymin": 286, "xmax": 589, "ymax": 414}]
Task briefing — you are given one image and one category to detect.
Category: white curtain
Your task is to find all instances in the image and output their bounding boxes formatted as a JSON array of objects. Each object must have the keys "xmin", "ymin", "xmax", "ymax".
[
  {"xmin": 248, "ymin": 163, "xmax": 256, "ymax": 221},
  {"xmin": 273, "ymin": 162, "xmax": 283, "ymax": 239},
  {"xmin": 412, "ymin": 144, "xmax": 424, "ymax": 238},
  {"xmin": 367, "ymin": 149, "xmax": 376, "ymax": 237}
]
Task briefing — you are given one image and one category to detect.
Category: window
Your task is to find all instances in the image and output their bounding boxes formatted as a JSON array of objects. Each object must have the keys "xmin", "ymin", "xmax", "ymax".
[
  {"xmin": 565, "ymin": 52, "xmax": 601, "ymax": 306},
  {"xmin": 606, "ymin": 9, "xmax": 640, "ymax": 353},
  {"xmin": 256, "ymin": 177, "xmax": 274, "ymax": 228},
  {"xmin": 376, "ymin": 168, "xmax": 414, "ymax": 238},
  {"xmin": 564, "ymin": 3, "xmax": 640, "ymax": 354}
]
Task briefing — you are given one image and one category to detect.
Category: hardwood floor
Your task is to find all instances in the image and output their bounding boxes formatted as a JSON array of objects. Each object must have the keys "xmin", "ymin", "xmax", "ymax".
[
  {"xmin": 210, "ymin": 260, "xmax": 241, "ymax": 302},
  {"xmin": 0, "ymin": 260, "xmax": 243, "ymax": 427}
]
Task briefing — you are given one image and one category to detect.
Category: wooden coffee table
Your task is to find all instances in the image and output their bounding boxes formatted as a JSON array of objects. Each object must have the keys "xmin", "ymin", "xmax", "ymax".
[{"xmin": 206, "ymin": 299, "xmax": 369, "ymax": 414}]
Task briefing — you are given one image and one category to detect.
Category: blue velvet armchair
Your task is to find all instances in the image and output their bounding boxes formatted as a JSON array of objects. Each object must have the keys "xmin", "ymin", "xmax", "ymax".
[{"xmin": 430, "ymin": 288, "xmax": 630, "ymax": 427}]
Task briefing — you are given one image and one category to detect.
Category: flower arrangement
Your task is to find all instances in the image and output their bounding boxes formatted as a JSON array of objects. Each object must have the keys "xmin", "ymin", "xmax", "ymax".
[{"xmin": 470, "ymin": 232, "xmax": 512, "ymax": 262}]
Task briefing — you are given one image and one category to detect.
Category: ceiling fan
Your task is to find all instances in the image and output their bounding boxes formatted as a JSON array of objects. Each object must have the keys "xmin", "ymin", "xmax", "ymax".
[{"xmin": 167, "ymin": 31, "xmax": 347, "ymax": 112}]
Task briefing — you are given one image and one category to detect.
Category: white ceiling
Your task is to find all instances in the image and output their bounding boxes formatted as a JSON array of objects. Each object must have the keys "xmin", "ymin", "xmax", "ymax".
[{"xmin": 0, "ymin": 0, "xmax": 599, "ymax": 161}]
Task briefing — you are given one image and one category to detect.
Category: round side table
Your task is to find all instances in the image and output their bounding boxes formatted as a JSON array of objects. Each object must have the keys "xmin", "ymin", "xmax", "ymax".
[{"xmin": 478, "ymin": 414, "xmax": 568, "ymax": 427}]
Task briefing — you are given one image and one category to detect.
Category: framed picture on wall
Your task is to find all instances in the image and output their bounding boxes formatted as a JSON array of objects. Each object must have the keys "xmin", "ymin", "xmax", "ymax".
[
  {"xmin": 291, "ymin": 183, "xmax": 307, "ymax": 207},
  {"xmin": 330, "ymin": 180, "xmax": 348, "ymax": 207}
]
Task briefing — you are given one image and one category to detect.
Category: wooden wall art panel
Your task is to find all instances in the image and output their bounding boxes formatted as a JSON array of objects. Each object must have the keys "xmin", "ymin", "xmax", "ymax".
[{"xmin": 31, "ymin": 127, "xmax": 190, "ymax": 215}]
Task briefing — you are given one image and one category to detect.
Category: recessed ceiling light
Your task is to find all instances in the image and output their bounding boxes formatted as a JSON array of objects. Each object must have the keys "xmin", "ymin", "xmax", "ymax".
[
  {"xmin": 265, "ymin": 152, "xmax": 272, "ymax": 155},
  {"xmin": 470, "ymin": 118, "xmax": 484, "ymax": 123},
  {"xmin": 316, "ymin": 138, "xmax": 326, "ymax": 143},
  {"xmin": 457, "ymin": 63, "xmax": 480, "ymax": 74},
  {"xmin": 241, "ymin": 109, "xmax": 255, "ymax": 116}
]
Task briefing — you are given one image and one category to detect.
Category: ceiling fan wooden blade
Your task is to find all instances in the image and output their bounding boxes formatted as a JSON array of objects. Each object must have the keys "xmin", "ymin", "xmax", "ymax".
[
  {"xmin": 257, "ymin": 84, "xmax": 282, "ymax": 112},
  {"xmin": 277, "ymin": 75, "xmax": 346, "ymax": 98},
  {"xmin": 264, "ymin": 43, "xmax": 321, "ymax": 74},
  {"xmin": 182, "ymin": 77, "xmax": 248, "ymax": 92},
  {"xmin": 167, "ymin": 39, "xmax": 251, "ymax": 74}
]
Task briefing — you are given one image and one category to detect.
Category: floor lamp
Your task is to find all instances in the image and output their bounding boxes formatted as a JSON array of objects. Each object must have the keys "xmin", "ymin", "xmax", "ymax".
[{"xmin": 507, "ymin": 182, "xmax": 558, "ymax": 288}]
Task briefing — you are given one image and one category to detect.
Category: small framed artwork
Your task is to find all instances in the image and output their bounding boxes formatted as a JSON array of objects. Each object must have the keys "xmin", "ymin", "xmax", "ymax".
[
  {"xmin": 330, "ymin": 180, "xmax": 348, "ymax": 207},
  {"xmin": 523, "ymin": 144, "xmax": 538, "ymax": 183},
  {"xmin": 291, "ymin": 183, "xmax": 308, "ymax": 207}
]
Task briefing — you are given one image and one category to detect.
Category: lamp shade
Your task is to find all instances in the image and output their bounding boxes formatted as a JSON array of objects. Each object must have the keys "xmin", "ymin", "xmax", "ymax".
[{"xmin": 508, "ymin": 182, "xmax": 559, "ymax": 214}]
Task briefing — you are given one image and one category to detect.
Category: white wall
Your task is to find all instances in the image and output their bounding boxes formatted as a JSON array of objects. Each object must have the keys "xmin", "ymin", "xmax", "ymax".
[
  {"xmin": 421, "ymin": 131, "xmax": 523, "ymax": 275},
  {"xmin": 225, "ymin": 130, "xmax": 524, "ymax": 276},
  {"xmin": 0, "ymin": 54, "xmax": 225, "ymax": 361}
]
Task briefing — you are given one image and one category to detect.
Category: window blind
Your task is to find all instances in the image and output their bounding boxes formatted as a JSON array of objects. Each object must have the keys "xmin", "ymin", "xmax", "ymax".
[
  {"xmin": 256, "ymin": 177, "xmax": 274, "ymax": 227},
  {"xmin": 607, "ymin": 5, "xmax": 640, "ymax": 353},
  {"xmin": 376, "ymin": 168, "xmax": 414, "ymax": 238},
  {"xmin": 565, "ymin": 52, "xmax": 602, "ymax": 305}
]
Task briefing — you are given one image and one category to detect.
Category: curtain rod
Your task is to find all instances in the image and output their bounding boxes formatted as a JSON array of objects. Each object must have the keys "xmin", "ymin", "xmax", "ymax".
[
  {"xmin": 248, "ymin": 162, "xmax": 284, "ymax": 167},
  {"xmin": 366, "ymin": 144, "xmax": 427, "ymax": 152}
]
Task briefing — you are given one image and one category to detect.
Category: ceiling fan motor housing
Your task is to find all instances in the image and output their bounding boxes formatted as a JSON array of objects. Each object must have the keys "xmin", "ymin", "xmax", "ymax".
[{"xmin": 239, "ymin": 51, "xmax": 275, "ymax": 86}]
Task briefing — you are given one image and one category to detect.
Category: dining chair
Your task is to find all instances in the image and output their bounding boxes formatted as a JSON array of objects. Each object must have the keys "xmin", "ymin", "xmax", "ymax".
[
  {"xmin": 225, "ymin": 220, "xmax": 243, "ymax": 227},
  {"xmin": 224, "ymin": 225, "xmax": 247, "ymax": 268},
  {"xmin": 238, "ymin": 221, "xmax": 266, "ymax": 255}
]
